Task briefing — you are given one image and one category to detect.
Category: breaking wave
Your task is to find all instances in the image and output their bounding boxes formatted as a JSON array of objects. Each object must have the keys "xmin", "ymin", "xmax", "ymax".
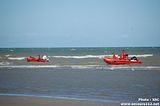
[
  {"xmin": 5, "ymin": 54, "xmax": 11, "ymax": 57},
  {"xmin": 8, "ymin": 57, "xmax": 25, "ymax": 60},
  {"xmin": 49, "ymin": 54, "xmax": 153, "ymax": 59},
  {"xmin": 50, "ymin": 55, "xmax": 107, "ymax": 59},
  {"xmin": 129, "ymin": 54, "xmax": 153, "ymax": 58},
  {"xmin": 2, "ymin": 54, "xmax": 153, "ymax": 61},
  {"xmin": 0, "ymin": 62, "xmax": 11, "ymax": 65},
  {"xmin": 70, "ymin": 49, "xmax": 76, "ymax": 51},
  {"xmin": 10, "ymin": 49, "xmax": 14, "ymax": 52}
]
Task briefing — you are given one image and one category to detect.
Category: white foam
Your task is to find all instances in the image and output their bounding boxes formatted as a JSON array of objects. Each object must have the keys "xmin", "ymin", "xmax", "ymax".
[
  {"xmin": 0, "ymin": 65, "xmax": 97, "ymax": 69},
  {"xmin": 8, "ymin": 57, "xmax": 25, "ymax": 60},
  {"xmin": 10, "ymin": 49, "xmax": 14, "ymax": 52},
  {"xmin": 104, "ymin": 66, "xmax": 160, "ymax": 70},
  {"xmin": 5, "ymin": 54, "xmax": 10, "ymax": 57},
  {"xmin": 0, "ymin": 62, "xmax": 11, "ymax": 65},
  {"xmin": 70, "ymin": 49, "xmax": 76, "ymax": 51},
  {"xmin": 129, "ymin": 54, "xmax": 153, "ymax": 58},
  {"xmin": 70, "ymin": 65, "xmax": 99, "ymax": 69},
  {"xmin": 0, "ymin": 65, "xmax": 99, "ymax": 69},
  {"xmin": 49, "ymin": 54, "xmax": 153, "ymax": 59},
  {"xmin": 0, "ymin": 65, "xmax": 160, "ymax": 70},
  {"xmin": 50, "ymin": 55, "xmax": 107, "ymax": 59},
  {"xmin": 0, "ymin": 65, "xmax": 61, "ymax": 68},
  {"xmin": 0, "ymin": 93, "xmax": 114, "ymax": 103}
]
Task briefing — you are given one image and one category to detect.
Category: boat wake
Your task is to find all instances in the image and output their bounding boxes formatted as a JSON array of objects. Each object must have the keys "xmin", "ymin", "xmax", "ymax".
[{"xmin": 8, "ymin": 57, "xmax": 26, "ymax": 60}]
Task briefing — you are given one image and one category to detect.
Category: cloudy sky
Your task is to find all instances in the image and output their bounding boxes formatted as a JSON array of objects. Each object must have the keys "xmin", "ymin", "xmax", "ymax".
[{"xmin": 0, "ymin": 0, "xmax": 160, "ymax": 47}]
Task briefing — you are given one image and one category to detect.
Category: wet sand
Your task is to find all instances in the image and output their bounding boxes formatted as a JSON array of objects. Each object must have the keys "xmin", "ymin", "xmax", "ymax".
[{"xmin": 0, "ymin": 96, "xmax": 119, "ymax": 106}]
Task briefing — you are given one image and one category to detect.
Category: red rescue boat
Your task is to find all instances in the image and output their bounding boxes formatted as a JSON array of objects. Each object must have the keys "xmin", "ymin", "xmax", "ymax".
[
  {"xmin": 26, "ymin": 55, "xmax": 49, "ymax": 62},
  {"xmin": 103, "ymin": 50, "xmax": 142, "ymax": 65}
]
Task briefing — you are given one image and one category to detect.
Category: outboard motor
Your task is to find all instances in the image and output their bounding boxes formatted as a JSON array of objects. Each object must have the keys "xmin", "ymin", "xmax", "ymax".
[
  {"xmin": 131, "ymin": 56, "xmax": 138, "ymax": 60},
  {"xmin": 42, "ymin": 55, "xmax": 49, "ymax": 60}
]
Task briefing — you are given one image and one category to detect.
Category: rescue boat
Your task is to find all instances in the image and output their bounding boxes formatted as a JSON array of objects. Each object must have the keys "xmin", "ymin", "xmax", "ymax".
[
  {"xmin": 26, "ymin": 56, "xmax": 49, "ymax": 62},
  {"xmin": 103, "ymin": 50, "xmax": 142, "ymax": 65}
]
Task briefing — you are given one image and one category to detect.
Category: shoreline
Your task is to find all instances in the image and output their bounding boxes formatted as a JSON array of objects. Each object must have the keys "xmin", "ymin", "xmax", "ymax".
[
  {"xmin": 0, "ymin": 95, "xmax": 119, "ymax": 106},
  {"xmin": 0, "ymin": 93, "xmax": 118, "ymax": 103}
]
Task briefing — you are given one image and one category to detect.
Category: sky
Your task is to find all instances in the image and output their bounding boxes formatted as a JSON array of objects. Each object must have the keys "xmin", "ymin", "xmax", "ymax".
[{"xmin": 0, "ymin": 0, "xmax": 160, "ymax": 47}]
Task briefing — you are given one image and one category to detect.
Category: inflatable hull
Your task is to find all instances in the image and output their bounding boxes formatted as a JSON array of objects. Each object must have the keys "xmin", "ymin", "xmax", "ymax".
[
  {"xmin": 26, "ymin": 57, "xmax": 49, "ymax": 62},
  {"xmin": 103, "ymin": 58, "xmax": 142, "ymax": 65}
]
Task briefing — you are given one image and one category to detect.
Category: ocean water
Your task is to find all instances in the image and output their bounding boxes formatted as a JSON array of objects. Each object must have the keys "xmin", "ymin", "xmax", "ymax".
[
  {"xmin": 0, "ymin": 47, "xmax": 160, "ymax": 103},
  {"xmin": 0, "ymin": 47, "xmax": 160, "ymax": 67}
]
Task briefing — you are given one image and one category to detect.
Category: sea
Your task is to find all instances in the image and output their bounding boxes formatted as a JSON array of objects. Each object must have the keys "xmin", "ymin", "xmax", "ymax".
[{"xmin": 0, "ymin": 47, "xmax": 160, "ymax": 103}]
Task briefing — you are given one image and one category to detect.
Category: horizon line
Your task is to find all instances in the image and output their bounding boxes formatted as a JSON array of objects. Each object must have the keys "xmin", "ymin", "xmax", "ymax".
[{"xmin": 0, "ymin": 46, "xmax": 159, "ymax": 48}]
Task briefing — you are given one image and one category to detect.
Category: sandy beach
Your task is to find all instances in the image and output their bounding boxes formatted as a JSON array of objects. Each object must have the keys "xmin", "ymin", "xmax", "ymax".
[{"xmin": 0, "ymin": 96, "xmax": 119, "ymax": 106}]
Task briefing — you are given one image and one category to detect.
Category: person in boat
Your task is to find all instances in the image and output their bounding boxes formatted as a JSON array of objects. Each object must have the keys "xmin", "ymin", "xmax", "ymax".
[
  {"xmin": 112, "ymin": 53, "xmax": 117, "ymax": 59},
  {"xmin": 119, "ymin": 50, "xmax": 128, "ymax": 60},
  {"xmin": 38, "ymin": 55, "xmax": 41, "ymax": 60},
  {"xmin": 119, "ymin": 54, "xmax": 123, "ymax": 59}
]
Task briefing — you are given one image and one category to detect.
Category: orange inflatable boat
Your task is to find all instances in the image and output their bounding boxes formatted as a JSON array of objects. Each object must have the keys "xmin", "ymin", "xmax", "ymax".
[
  {"xmin": 103, "ymin": 50, "xmax": 142, "ymax": 65},
  {"xmin": 26, "ymin": 55, "xmax": 49, "ymax": 62}
]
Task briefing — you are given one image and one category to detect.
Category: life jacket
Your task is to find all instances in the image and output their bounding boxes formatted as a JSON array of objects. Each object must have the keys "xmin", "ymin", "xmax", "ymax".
[
  {"xmin": 119, "ymin": 50, "xmax": 127, "ymax": 59},
  {"xmin": 113, "ymin": 54, "xmax": 117, "ymax": 59}
]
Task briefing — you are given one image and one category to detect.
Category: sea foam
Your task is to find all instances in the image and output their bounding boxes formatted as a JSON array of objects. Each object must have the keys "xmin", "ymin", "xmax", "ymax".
[
  {"xmin": 5, "ymin": 54, "xmax": 11, "ymax": 57},
  {"xmin": 129, "ymin": 54, "xmax": 153, "ymax": 58},
  {"xmin": 49, "ymin": 54, "xmax": 153, "ymax": 59},
  {"xmin": 0, "ymin": 62, "xmax": 11, "ymax": 65},
  {"xmin": 0, "ymin": 65, "xmax": 160, "ymax": 70},
  {"xmin": 8, "ymin": 57, "xmax": 25, "ymax": 60},
  {"xmin": 50, "ymin": 55, "xmax": 110, "ymax": 59}
]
